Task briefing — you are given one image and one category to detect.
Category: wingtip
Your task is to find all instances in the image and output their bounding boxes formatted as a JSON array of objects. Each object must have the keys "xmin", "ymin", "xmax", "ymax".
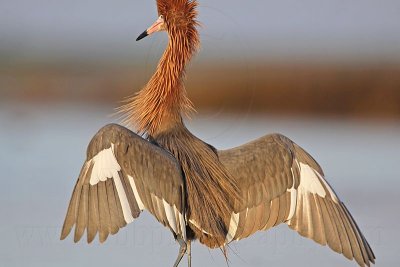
[
  {"xmin": 87, "ymin": 233, "xmax": 97, "ymax": 244},
  {"xmin": 74, "ymin": 229, "xmax": 84, "ymax": 243},
  {"xmin": 60, "ymin": 226, "xmax": 71, "ymax": 241},
  {"xmin": 99, "ymin": 231, "xmax": 109, "ymax": 243}
]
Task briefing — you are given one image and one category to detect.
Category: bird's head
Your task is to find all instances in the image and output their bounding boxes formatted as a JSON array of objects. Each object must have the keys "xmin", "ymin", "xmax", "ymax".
[{"xmin": 136, "ymin": 0, "xmax": 199, "ymax": 41}]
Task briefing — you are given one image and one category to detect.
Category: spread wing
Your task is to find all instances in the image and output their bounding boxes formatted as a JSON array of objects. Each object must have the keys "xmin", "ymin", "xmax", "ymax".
[
  {"xmin": 60, "ymin": 124, "xmax": 186, "ymax": 243},
  {"xmin": 219, "ymin": 134, "xmax": 375, "ymax": 267}
]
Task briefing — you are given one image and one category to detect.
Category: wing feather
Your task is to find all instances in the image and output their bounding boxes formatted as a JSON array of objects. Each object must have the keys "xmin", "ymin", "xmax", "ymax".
[
  {"xmin": 60, "ymin": 163, "xmax": 89, "ymax": 240},
  {"xmin": 275, "ymin": 194, "xmax": 287, "ymax": 226},
  {"xmin": 150, "ymin": 194, "xmax": 163, "ymax": 224},
  {"xmin": 233, "ymin": 210, "xmax": 247, "ymax": 240},
  {"xmin": 263, "ymin": 198, "xmax": 280, "ymax": 230},
  {"xmin": 106, "ymin": 179, "xmax": 120, "ymax": 235},
  {"xmin": 87, "ymin": 185, "xmax": 99, "ymax": 243},
  {"xmin": 317, "ymin": 197, "xmax": 340, "ymax": 253},
  {"xmin": 97, "ymin": 181, "xmax": 110, "ymax": 243},
  {"xmin": 241, "ymin": 207, "xmax": 256, "ymax": 238},
  {"xmin": 343, "ymin": 204, "xmax": 375, "ymax": 264},
  {"xmin": 158, "ymin": 198, "xmax": 170, "ymax": 227},
  {"xmin": 251, "ymin": 203, "xmax": 265, "ymax": 235},
  {"xmin": 119, "ymin": 170, "xmax": 140, "ymax": 217},
  {"xmin": 75, "ymin": 184, "xmax": 89, "ymax": 242},
  {"xmin": 259, "ymin": 201, "xmax": 271, "ymax": 230},
  {"xmin": 326, "ymin": 199, "xmax": 351, "ymax": 257},
  {"xmin": 310, "ymin": 194, "xmax": 326, "ymax": 245}
]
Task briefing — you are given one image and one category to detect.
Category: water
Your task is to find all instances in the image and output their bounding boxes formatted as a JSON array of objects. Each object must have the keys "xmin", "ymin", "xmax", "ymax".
[{"xmin": 0, "ymin": 103, "xmax": 399, "ymax": 266}]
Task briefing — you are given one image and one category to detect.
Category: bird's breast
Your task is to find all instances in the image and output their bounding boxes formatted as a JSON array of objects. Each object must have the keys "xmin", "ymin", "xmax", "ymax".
[{"xmin": 152, "ymin": 125, "xmax": 240, "ymax": 248}]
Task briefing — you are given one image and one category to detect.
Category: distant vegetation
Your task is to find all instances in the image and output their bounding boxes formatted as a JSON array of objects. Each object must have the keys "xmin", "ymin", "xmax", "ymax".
[{"xmin": 1, "ymin": 61, "xmax": 399, "ymax": 120}]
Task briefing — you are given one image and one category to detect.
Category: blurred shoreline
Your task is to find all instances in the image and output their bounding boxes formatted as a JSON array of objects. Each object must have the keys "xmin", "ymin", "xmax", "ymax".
[{"xmin": 1, "ymin": 61, "xmax": 399, "ymax": 120}]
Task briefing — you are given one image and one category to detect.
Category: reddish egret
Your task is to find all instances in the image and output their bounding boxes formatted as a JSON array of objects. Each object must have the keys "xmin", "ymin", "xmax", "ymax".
[{"xmin": 61, "ymin": 1, "xmax": 375, "ymax": 266}]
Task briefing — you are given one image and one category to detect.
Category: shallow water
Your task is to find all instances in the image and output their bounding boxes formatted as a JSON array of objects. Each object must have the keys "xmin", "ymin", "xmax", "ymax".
[{"xmin": 0, "ymin": 103, "xmax": 399, "ymax": 266}]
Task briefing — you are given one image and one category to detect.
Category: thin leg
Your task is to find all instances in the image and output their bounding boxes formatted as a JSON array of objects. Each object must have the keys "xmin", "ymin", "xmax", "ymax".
[
  {"xmin": 173, "ymin": 238, "xmax": 187, "ymax": 267},
  {"xmin": 187, "ymin": 240, "xmax": 191, "ymax": 267}
]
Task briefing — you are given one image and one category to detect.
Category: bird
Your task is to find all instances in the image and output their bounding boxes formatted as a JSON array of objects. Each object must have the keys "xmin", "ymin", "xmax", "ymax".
[{"xmin": 60, "ymin": 0, "xmax": 375, "ymax": 266}]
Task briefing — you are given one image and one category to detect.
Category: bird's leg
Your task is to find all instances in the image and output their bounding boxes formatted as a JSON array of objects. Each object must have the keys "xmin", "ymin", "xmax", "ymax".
[
  {"xmin": 187, "ymin": 240, "xmax": 191, "ymax": 267},
  {"xmin": 173, "ymin": 237, "xmax": 187, "ymax": 267}
]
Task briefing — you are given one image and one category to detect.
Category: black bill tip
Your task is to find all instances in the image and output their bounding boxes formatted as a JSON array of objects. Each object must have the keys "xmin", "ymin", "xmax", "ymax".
[{"xmin": 136, "ymin": 30, "xmax": 148, "ymax": 41}]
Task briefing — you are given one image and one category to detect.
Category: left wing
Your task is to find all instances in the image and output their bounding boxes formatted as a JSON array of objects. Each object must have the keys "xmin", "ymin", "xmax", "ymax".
[{"xmin": 218, "ymin": 133, "xmax": 375, "ymax": 267}]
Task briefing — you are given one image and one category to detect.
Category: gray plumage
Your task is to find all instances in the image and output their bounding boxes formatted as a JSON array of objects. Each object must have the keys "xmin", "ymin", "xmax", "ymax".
[
  {"xmin": 61, "ymin": 125, "xmax": 375, "ymax": 266},
  {"xmin": 61, "ymin": 124, "xmax": 186, "ymax": 243},
  {"xmin": 218, "ymin": 133, "xmax": 375, "ymax": 266}
]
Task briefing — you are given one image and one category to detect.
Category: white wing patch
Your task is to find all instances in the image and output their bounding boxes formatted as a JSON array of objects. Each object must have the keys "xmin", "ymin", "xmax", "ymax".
[
  {"xmin": 314, "ymin": 170, "xmax": 339, "ymax": 203},
  {"xmin": 287, "ymin": 185, "xmax": 298, "ymax": 221},
  {"xmin": 162, "ymin": 199, "xmax": 187, "ymax": 240},
  {"xmin": 298, "ymin": 162, "xmax": 326, "ymax": 197},
  {"xmin": 225, "ymin": 212, "xmax": 240, "ymax": 243},
  {"xmin": 298, "ymin": 162, "xmax": 339, "ymax": 203},
  {"xmin": 177, "ymin": 207, "xmax": 187, "ymax": 240},
  {"xmin": 163, "ymin": 199, "xmax": 178, "ymax": 233},
  {"xmin": 113, "ymin": 171, "xmax": 134, "ymax": 223},
  {"xmin": 128, "ymin": 175, "xmax": 145, "ymax": 210},
  {"xmin": 189, "ymin": 219, "xmax": 212, "ymax": 236},
  {"xmin": 287, "ymin": 160, "xmax": 339, "ymax": 224},
  {"xmin": 90, "ymin": 144, "xmax": 121, "ymax": 185},
  {"xmin": 89, "ymin": 143, "xmax": 134, "ymax": 223}
]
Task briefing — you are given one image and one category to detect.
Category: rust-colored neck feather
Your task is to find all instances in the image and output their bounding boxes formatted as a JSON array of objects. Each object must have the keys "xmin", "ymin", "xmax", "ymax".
[{"xmin": 119, "ymin": 7, "xmax": 199, "ymax": 136}]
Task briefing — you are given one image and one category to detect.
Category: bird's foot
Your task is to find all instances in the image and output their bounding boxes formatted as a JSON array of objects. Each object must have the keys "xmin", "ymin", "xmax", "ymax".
[
  {"xmin": 187, "ymin": 240, "xmax": 191, "ymax": 267},
  {"xmin": 173, "ymin": 238, "xmax": 187, "ymax": 267}
]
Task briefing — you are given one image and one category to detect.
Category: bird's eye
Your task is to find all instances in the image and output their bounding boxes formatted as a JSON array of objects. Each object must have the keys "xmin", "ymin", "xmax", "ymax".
[{"xmin": 160, "ymin": 15, "xmax": 164, "ymax": 20}]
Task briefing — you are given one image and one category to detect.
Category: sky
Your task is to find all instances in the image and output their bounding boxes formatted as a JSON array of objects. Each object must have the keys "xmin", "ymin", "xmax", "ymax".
[{"xmin": 0, "ymin": 0, "xmax": 400, "ymax": 63}]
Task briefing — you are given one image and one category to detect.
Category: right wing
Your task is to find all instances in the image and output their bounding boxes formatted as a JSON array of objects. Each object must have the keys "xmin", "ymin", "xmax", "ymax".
[{"xmin": 60, "ymin": 124, "xmax": 186, "ymax": 243}]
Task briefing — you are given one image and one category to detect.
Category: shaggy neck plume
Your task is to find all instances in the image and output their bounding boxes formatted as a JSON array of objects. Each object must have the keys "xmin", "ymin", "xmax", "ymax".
[{"xmin": 120, "ymin": 26, "xmax": 199, "ymax": 136}]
